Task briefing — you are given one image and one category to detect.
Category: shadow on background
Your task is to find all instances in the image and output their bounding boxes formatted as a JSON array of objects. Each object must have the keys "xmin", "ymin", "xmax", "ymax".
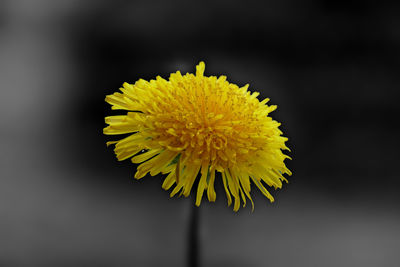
[{"xmin": 1, "ymin": 0, "xmax": 399, "ymax": 266}]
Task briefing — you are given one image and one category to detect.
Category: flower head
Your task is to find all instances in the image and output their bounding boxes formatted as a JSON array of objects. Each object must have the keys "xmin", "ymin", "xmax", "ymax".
[{"xmin": 104, "ymin": 62, "xmax": 291, "ymax": 211}]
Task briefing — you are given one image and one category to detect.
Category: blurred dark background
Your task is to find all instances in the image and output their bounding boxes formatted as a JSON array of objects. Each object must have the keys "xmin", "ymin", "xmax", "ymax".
[{"xmin": 1, "ymin": 0, "xmax": 400, "ymax": 266}]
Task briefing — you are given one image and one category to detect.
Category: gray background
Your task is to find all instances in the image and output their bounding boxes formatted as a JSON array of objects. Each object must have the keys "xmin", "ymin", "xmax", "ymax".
[{"xmin": 1, "ymin": 0, "xmax": 399, "ymax": 266}]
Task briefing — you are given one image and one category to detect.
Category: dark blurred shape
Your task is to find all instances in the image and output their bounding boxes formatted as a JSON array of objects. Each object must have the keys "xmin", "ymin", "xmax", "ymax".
[{"xmin": 188, "ymin": 201, "xmax": 200, "ymax": 267}]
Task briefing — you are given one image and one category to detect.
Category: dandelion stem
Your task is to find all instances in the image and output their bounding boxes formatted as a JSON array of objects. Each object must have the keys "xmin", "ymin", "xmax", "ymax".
[{"xmin": 187, "ymin": 202, "xmax": 200, "ymax": 267}]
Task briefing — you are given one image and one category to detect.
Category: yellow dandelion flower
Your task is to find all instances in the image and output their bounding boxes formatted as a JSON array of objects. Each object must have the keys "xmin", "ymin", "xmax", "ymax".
[{"xmin": 104, "ymin": 62, "xmax": 292, "ymax": 211}]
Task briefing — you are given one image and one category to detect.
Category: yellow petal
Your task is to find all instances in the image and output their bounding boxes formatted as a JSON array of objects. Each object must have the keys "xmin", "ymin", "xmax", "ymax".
[
  {"xmin": 149, "ymin": 150, "xmax": 178, "ymax": 176},
  {"xmin": 226, "ymin": 170, "xmax": 240, "ymax": 212},
  {"xmin": 131, "ymin": 148, "xmax": 162, "ymax": 164},
  {"xmin": 206, "ymin": 166, "xmax": 216, "ymax": 202},
  {"xmin": 105, "ymin": 93, "xmax": 140, "ymax": 111},
  {"xmin": 134, "ymin": 150, "xmax": 166, "ymax": 179},
  {"xmin": 182, "ymin": 163, "xmax": 201, "ymax": 197},
  {"xmin": 250, "ymin": 176, "xmax": 274, "ymax": 202},
  {"xmin": 162, "ymin": 169, "xmax": 176, "ymax": 190},
  {"xmin": 115, "ymin": 146, "xmax": 142, "ymax": 161},
  {"xmin": 196, "ymin": 61, "xmax": 205, "ymax": 76},
  {"xmin": 222, "ymin": 172, "xmax": 232, "ymax": 207},
  {"xmin": 195, "ymin": 163, "xmax": 209, "ymax": 207},
  {"xmin": 103, "ymin": 124, "xmax": 139, "ymax": 135}
]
